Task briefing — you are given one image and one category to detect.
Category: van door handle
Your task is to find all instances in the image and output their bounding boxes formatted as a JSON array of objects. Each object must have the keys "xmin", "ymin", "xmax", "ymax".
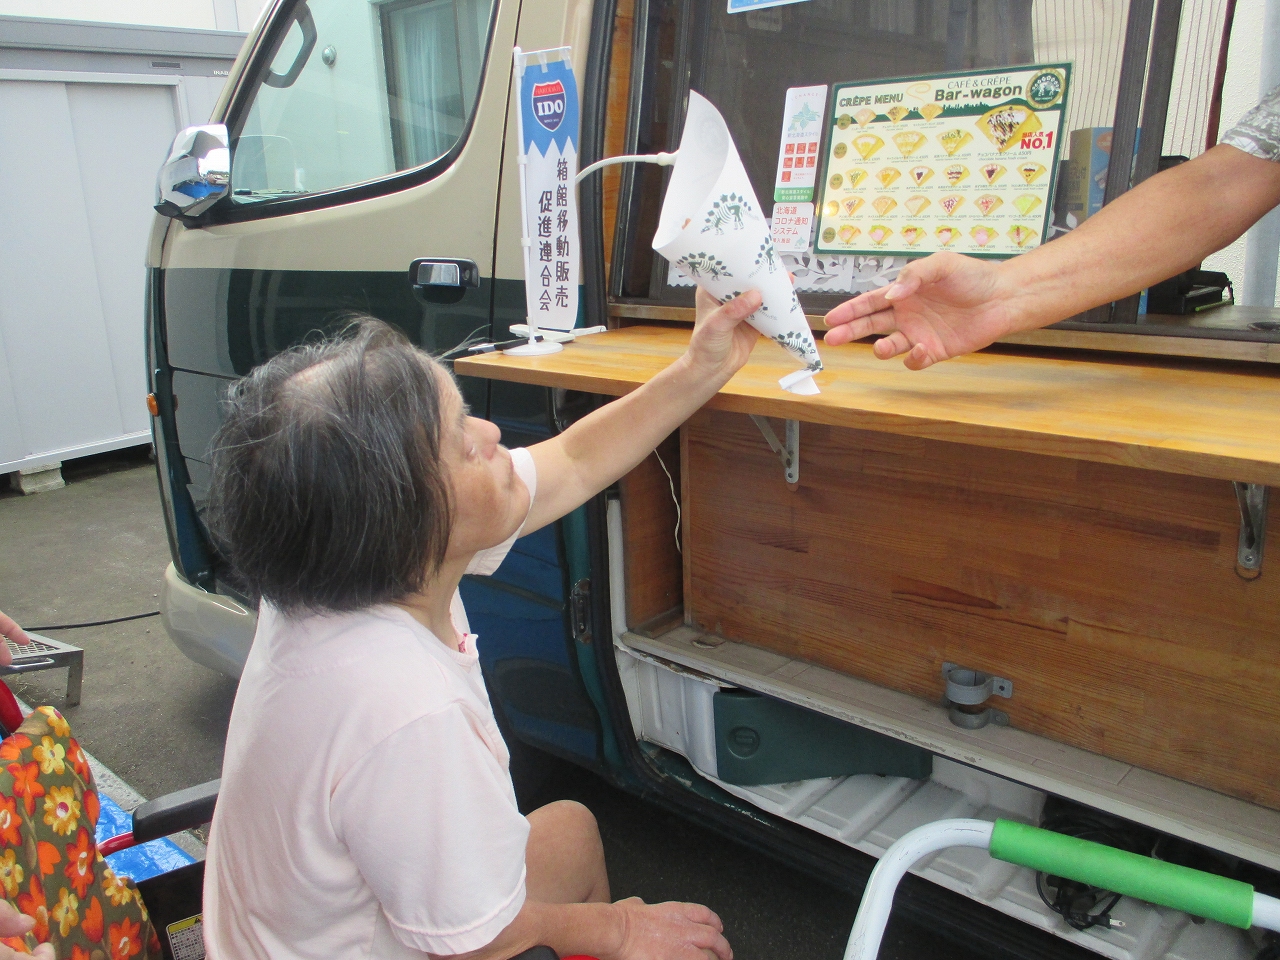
[{"xmin": 410, "ymin": 258, "xmax": 480, "ymax": 289}]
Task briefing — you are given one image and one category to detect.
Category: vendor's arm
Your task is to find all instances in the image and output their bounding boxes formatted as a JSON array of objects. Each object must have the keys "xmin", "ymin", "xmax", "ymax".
[
  {"xmin": 437, "ymin": 896, "xmax": 730, "ymax": 960},
  {"xmin": 823, "ymin": 143, "xmax": 1280, "ymax": 369},
  {"xmin": 523, "ymin": 287, "xmax": 760, "ymax": 534}
]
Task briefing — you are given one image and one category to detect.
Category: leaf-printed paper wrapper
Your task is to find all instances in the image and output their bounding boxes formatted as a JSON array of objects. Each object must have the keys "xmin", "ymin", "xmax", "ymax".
[{"xmin": 653, "ymin": 92, "xmax": 822, "ymax": 395}]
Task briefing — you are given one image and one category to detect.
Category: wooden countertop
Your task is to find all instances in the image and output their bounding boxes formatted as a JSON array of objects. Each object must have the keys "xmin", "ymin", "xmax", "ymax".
[{"xmin": 455, "ymin": 325, "xmax": 1280, "ymax": 485}]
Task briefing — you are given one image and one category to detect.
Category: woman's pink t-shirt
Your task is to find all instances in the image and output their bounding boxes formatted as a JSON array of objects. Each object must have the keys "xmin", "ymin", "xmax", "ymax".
[{"xmin": 204, "ymin": 449, "xmax": 537, "ymax": 959}]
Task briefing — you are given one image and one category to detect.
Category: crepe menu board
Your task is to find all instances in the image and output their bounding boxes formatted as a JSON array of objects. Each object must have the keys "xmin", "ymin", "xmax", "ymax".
[{"xmin": 815, "ymin": 64, "xmax": 1070, "ymax": 259}]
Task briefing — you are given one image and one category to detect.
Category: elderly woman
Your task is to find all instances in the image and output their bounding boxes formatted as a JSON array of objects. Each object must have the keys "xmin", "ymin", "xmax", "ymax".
[{"xmin": 202, "ymin": 288, "xmax": 762, "ymax": 960}]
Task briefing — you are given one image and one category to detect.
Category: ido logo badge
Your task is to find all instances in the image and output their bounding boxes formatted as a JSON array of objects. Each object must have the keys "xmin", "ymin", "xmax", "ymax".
[{"xmin": 532, "ymin": 80, "xmax": 566, "ymax": 131}]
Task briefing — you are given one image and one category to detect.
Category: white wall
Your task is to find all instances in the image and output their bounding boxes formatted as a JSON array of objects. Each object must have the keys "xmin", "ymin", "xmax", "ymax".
[
  {"xmin": 0, "ymin": 75, "xmax": 184, "ymax": 473},
  {"xmin": 0, "ymin": 0, "xmax": 242, "ymax": 31}
]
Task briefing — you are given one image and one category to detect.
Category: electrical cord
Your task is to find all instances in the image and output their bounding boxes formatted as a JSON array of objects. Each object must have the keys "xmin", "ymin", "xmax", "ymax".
[
  {"xmin": 16, "ymin": 611, "xmax": 160, "ymax": 632},
  {"xmin": 653, "ymin": 448, "xmax": 681, "ymax": 555},
  {"xmin": 1035, "ymin": 810, "xmax": 1153, "ymax": 932}
]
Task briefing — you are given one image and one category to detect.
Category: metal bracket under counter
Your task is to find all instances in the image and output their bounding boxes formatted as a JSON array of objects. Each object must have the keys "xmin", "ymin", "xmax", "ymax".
[
  {"xmin": 750, "ymin": 415, "xmax": 799, "ymax": 485},
  {"xmin": 1235, "ymin": 482, "xmax": 1269, "ymax": 577}
]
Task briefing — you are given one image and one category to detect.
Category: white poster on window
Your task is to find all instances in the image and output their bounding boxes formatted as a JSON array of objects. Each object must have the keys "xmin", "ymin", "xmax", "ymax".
[
  {"xmin": 774, "ymin": 84, "xmax": 828, "ymax": 202},
  {"xmin": 514, "ymin": 47, "xmax": 581, "ymax": 332}
]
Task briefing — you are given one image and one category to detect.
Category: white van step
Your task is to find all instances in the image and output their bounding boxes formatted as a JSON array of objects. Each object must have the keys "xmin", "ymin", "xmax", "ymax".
[{"xmin": 614, "ymin": 642, "xmax": 1264, "ymax": 960}]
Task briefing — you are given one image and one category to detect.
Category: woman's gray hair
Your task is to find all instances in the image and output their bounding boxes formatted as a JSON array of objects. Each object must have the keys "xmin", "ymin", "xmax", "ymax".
[{"xmin": 207, "ymin": 317, "xmax": 453, "ymax": 615}]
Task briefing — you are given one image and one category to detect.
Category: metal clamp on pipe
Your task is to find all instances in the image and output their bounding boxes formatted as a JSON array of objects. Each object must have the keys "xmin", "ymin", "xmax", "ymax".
[{"xmin": 942, "ymin": 662, "xmax": 1013, "ymax": 729}]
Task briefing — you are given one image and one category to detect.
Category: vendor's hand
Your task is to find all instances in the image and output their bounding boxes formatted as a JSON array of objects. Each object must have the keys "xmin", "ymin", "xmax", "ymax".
[
  {"xmin": 0, "ymin": 611, "xmax": 31, "ymax": 668},
  {"xmin": 823, "ymin": 252, "xmax": 1013, "ymax": 369},
  {"xmin": 611, "ymin": 897, "xmax": 731, "ymax": 960},
  {"xmin": 0, "ymin": 901, "xmax": 54, "ymax": 960},
  {"xmin": 684, "ymin": 287, "xmax": 761, "ymax": 383}
]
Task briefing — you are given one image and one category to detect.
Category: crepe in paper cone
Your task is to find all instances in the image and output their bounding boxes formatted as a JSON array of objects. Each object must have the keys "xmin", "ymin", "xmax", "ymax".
[
  {"xmin": 935, "ymin": 225, "xmax": 960, "ymax": 246},
  {"xmin": 938, "ymin": 129, "xmax": 972, "ymax": 155},
  {"xmin": 1018, "ymin": 161, "xmax": 1046, "ymax": 184},
  {"xmin": 944, "ymin": 163, "xmax": 969, "ymax": 185},
  {"xmin": 1008, "ymin": 224, "xmax": 1037, "ymax": 247},
  {"xmin": 653, "ymin": 91, "xmax": 822, "ymax": 394},
  {"xmin": 887, "ymin": 105, "xmax": 910, "ymax": 123},
  {"xmin": 892, "ymin": 130, "xmax": 927, "ymax": 156},
  {"xmin": 909, "ymin": 165, "xmax": 933, "ymax": 186},
  {"xmin": 974, "ymin": 194, "xmax": 1003, "ymax": 216},
  {"xmin": 900, "ymin": 225, "xmax": 926, "ymax": 246},
  {"xmin": 876, "ymin": 166, "xmax": 901, "ymax": 188},
  {"xmin": 970, "ymin": 224, "xmax": 998, "ymax": 247},
  {"xmin": 981, "ymin": 162, "xmax": 1006, "ymax": 185},
  {"xmin": 919, "ymin": 102, "xmax": 944, "ymax": 122},
  {"xmin": 904, "ymin": 195, "xmax": 930, "ymax": 216},
  {"xmin": 1013, "ymin": 194, "xmax": 1042, "ymax": 215}
]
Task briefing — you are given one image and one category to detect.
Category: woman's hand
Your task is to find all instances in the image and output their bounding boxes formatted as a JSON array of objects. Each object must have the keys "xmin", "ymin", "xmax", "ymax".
[
  {"xmin": 0, "ymin": 611, "xmax": 31, "ymax": 668},
  {"xmin": 822, "ymin": 252, "xmax": 1013, "ymax": 369},
  {"xmin": 611, "ymin": 897, "xmax": 731, "ymax": 960},
  {"xmin": 0, "ymin": 901, "xmax": 54, "ymax": 960},
  {"xmin": 683, "ymin": 287, "xmax": 762, "ymax": 384}
]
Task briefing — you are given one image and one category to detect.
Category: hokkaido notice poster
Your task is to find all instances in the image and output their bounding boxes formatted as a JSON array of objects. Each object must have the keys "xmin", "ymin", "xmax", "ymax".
[{"xmin": 814, "ymin": 64, "xmax": 1070, "ymax": 259}]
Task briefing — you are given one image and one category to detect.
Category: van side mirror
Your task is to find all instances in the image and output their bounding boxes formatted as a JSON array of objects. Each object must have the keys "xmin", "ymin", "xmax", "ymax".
[{"xmin": 155, "ymin": 124, "xmax": 231, "ymax": 219}]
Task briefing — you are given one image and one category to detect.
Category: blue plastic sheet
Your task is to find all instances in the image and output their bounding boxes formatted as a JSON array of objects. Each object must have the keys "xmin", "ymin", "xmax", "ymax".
[{"xmin": 95, "ymin": 791, "xmax": 195, "ymax": 882}]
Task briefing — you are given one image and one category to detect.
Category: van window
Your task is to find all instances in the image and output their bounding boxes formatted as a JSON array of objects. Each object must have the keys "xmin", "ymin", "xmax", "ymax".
[
  {"xmin": 229, "ymin": 0, "xmax": 494, "ymax": 203},
  {"xmin": 613, "ymin": 0, "xmax": 1223, "ymax": 312}
]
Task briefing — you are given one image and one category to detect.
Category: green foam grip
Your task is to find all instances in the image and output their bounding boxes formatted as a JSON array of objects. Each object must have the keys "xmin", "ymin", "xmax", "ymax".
[{"xmin": 989, "ymin": 819, "xmax": 1255, "ymax": 929}]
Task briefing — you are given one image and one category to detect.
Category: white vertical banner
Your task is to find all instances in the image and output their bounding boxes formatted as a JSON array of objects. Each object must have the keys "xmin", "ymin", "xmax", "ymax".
[{"xmin": 514, "ymin": 46, "xmax": 581, "ymax": 333}]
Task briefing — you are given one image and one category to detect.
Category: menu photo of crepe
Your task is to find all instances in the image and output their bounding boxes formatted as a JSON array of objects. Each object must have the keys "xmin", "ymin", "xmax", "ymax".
[
  {"xmin": 938, "ymin": 194, "xmax": 964, "ymax": 216},
  {"xmin": 855, "ymin": 107, "xmax": 876, "ymax": 127},
  {"xmin": 838, "ymin": 224, "xmax": 861, "ymax": 244},
  {"xmin": 938, "ymin": 129, "xmax": 973, "ymax": 156},
  {"xmin": 842, "ymin": 197, "xmax": 864, "ymax": 217},
  {"xmin": 970, "ymin": 224, "xmax": 999, "ymax": 247},
  {"xmin": 900, "ymin": 225, "xmax": 926, "ymax": 246},
  {"xmin": 935, "ymin": 225, "xmax": 960, "ymax": 246},
  {"xmin": 919, "ymin": 102, "xmax": 944, "ymax": 122},
  {"xmin": 872, "ymin": 195, "xmax": 897, "ymax": 216},
  {"xmin": 876, "ymin": 166, "xmax": 902, "ymax": 188},
  {"xmin": 974, "ymin": 194, "xmax": 1003, "ymax": 216},
  {"xmin": 892, "ymin": 130, "xmax": 927, "ymax": 156},
  {"xmin": 1018, "ymin": 161, "xmax": 1047, "ymax": 183},
  {"xmin": 853, "ymin": 133, "xmax": 884, "ymax": 159},
  {"xmin": 887, "ymin": 105, "xmax": 911, "ymax": 123},
  {"xmin": 867, "ymin": 224, "xmax": 893, "ymax": 245},
  {"xmin": 943, "ymin": 164, "xmax": 969, "ymax": 185},
  {"xmin": 1013, "ymin": 194, "xmax": 1042, "ymax": 215},
  {"xmin": 846, "ymin": 168, "xmax": 867, "ymax": 189},
  {"xmin": 909, "ymin": 165, "xmax": 933, "ymax": 186},
  {"xmin": 1008, "ymin": 224, "xmax": 1037, "ymax": 247},
  {"xmin": 980, "ymin": 162, "xmax": 1006, "ymax": 185},
  {"xmin": 904, "ymin": 195, "xmax": 930, "ymax": 216},
  {"xmin": 977, "ymin": 103, "xmax": 1042, "ymax": 152}
]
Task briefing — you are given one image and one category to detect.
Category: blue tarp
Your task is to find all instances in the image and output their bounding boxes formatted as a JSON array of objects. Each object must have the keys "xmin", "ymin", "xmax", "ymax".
[{"xmin": 95, "ymin": 791, "xmax": 195, "ymax": 882}]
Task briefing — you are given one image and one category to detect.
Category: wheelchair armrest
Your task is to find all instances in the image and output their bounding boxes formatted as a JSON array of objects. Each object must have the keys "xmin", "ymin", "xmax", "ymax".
[{"xmin": 131, "ymin": 778, "xmax": 220, "ymax": 843}]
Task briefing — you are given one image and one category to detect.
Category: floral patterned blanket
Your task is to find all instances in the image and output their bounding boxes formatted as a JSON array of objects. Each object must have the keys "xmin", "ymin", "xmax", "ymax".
[{"xmin": 0, "ymin": 707, "xmax": 159, "ymax": 959}]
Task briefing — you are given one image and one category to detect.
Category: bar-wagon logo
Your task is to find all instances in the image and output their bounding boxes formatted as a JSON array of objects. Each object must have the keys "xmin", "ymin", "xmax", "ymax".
[{"xmin": 532, "ymin": 80, "xmax": 566, "ymax": 131}]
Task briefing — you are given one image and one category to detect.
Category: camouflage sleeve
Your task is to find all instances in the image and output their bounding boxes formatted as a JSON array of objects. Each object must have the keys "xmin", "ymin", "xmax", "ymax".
[{"xmin": 1221, "ymin": 85, "xmax": 1280, "ymax": 162}]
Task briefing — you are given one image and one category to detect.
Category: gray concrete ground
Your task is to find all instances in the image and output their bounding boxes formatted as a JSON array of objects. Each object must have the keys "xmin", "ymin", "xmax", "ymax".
[
  {"xmin": 0, "ymin": 448, "xmax": 987, "ymax": 959},
  {"xmin": 0, "ymin": 448, "xmax": 237, "ymax": 800}
]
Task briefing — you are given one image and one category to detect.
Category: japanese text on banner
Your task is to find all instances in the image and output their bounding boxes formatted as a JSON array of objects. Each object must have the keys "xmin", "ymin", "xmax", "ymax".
[{"xmin": 517, "ymin": 48, "xmax": 580, "ymax": 331}]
